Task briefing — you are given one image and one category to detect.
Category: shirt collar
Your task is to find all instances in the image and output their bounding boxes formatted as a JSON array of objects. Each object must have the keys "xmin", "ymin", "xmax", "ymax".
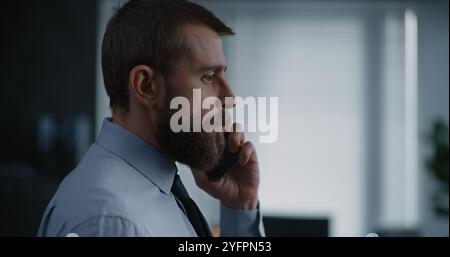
[{"xmin": 96, "ymin": 118, "xmax": 178, "ymax": 194}]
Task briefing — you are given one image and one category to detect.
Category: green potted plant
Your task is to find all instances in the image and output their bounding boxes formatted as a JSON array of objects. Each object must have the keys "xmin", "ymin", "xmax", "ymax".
[{"xmin": 426, "ymin": 119, "xmax": 449, "ymax": 218}]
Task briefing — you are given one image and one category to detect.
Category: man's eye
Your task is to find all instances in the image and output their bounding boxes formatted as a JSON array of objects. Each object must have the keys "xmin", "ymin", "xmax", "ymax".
[{"xmin": 201, "ymin": 74, "xmax": 214, "ymax": 83}]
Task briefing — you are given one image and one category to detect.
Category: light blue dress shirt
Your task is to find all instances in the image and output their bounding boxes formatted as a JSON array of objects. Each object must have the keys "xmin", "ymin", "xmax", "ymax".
[{"xmin": 37, "ymin": 118, "xmax": 265, "ymax": 237}]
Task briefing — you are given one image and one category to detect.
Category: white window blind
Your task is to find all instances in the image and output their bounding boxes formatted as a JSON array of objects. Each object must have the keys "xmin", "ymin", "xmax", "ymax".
[{"xmin": 204, "ymin": 1, "xmax": 367, "ymax": 236}]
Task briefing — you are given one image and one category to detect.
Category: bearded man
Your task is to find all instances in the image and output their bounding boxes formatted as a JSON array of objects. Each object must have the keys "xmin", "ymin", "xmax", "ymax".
[{"xmin": 38, "ymin": 0, "xmax": 264, "ymax": 237}]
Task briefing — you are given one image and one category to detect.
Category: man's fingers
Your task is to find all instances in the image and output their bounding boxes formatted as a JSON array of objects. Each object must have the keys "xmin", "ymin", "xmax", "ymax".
[
  {"xmin": 228, "ymin": 123, "xmax": 244, "ymax": 153},
  {"xmin": 239, "ymin": 141, "xmax": 256, "ymax": 165}
]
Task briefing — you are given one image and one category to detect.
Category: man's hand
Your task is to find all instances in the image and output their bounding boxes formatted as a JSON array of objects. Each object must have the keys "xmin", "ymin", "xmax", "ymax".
[{"xmin": 191, "ymin": 124, "xmax": 260, "ymax": 210}]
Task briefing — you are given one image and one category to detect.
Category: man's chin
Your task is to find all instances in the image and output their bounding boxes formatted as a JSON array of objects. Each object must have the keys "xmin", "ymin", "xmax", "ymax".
[{"xmin": 158, "ymin": 130, "xmax": 225, "ymax": 171}]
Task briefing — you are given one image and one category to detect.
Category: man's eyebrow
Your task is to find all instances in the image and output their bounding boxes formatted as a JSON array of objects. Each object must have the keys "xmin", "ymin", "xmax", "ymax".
[{"xmin": 197, "ymin": 64, "xmax": 227, "ymax": 73}]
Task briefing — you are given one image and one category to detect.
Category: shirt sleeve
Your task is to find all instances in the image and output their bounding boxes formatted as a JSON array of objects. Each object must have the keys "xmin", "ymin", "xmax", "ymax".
[
  {"xmin": 219, "ymin": 203, "xmax": 266, "ymax": 237},
  {"xmin": 69, "ymin": 216, "xmax": 148, "ymax": 237}
]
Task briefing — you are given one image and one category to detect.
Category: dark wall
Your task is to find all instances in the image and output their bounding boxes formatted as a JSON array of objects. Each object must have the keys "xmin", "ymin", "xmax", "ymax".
[
  {"xmin": 0, "ymin": 0, "xmax": 97, "ymax": 236},
  {"xmin": 1, "ymin": 0, "xmax": 97, "ymax": 165}
]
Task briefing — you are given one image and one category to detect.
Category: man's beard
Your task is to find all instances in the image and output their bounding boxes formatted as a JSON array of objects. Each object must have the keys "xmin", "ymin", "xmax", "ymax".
[{"xmin": 155, "ymin": 101, "xmax": 225, "ymax": 171}]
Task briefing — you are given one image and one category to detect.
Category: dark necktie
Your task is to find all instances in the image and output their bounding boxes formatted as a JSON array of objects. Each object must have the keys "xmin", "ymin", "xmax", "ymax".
[{"xmin": 171, "ymin": 175, "xmax": 212, "ymax": 237}]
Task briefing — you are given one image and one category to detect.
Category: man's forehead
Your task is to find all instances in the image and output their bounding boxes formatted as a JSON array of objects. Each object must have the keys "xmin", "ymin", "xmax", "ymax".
[{"xmin": 179, "ymin": 24, "xmax": 226, "ymax": 69}]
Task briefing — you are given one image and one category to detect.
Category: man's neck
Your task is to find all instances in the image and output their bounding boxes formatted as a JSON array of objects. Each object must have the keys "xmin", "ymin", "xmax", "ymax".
[{"xmin": 111, "ymin": 109, "xmax": 164, "ymax": 153}]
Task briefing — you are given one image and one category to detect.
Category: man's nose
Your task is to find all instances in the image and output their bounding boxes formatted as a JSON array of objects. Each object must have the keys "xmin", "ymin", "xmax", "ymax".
[{"xmin": 219, "ymin": 78, "xmax": 235, "ymax": 109}]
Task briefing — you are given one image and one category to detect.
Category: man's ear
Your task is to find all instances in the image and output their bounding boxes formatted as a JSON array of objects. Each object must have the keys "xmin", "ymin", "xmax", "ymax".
[{"xmin": 128, "ymin": 65, "xmax": 159, "ymax": 109}]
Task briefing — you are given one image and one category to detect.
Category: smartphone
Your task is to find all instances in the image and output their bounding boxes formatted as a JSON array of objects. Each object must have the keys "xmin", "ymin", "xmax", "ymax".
[{"xmin": 206, "ymin": 133, "xmax": 240, "ymax": 181}]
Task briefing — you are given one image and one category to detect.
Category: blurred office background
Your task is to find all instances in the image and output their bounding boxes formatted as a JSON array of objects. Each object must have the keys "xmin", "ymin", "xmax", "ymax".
[{"xmin": 0, "ymin": 0, "xmax": 448, "ymax": 236}]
